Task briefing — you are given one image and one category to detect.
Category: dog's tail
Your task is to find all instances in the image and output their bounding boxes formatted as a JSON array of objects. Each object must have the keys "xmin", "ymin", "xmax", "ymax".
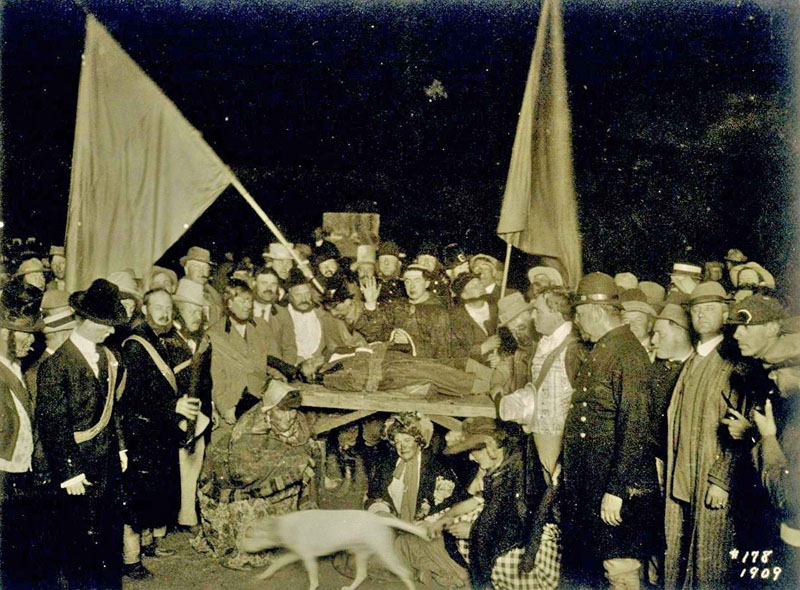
[{"xmin": 385, "ymin": 518, "xmax": 430, "ymax": 540}]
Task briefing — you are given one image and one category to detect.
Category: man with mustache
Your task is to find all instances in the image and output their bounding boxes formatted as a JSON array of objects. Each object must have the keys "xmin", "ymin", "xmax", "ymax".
[
  {"xmin": 252, "ymin": 266, "xmax": 296, "ymax": 363},
  {"xmin": 119, "ymin": 289, "xmax": 200, "ymax": 579},
  {"xmin": 180, "ymin": 246, "xmax": 223, "ymax": 328}
]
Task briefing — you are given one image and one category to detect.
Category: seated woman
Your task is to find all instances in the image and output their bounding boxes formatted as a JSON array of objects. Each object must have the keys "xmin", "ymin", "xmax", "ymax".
[
  {"xmin": 342, "ymin": 412, "xmax": 469, "ymax": 588},
  {"xmin": 191, "ymin": 378, "xmax": 321, "ymax": 570},
  {"xmin": 433, "ymin": 417, "xmax": 561, "ymax": 590}
]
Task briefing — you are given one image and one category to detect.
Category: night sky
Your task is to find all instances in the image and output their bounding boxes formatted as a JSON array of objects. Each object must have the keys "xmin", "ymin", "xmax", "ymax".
[{"xmin": 1, "ymin": 0, "xmax": 798, "ymax": 295}]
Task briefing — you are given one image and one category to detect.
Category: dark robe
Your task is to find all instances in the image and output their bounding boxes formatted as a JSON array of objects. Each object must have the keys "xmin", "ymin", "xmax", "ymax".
[
  {"xmin": 36, "ymin": 339, "xmax": 126, "ymax": 590},
  {"xmin": 561, "ymin": 325, "xmax": 658, "ymax": 587},
  {"xmin": 119, "ymin": 323, "xmax": 182, "ymax": 531}
]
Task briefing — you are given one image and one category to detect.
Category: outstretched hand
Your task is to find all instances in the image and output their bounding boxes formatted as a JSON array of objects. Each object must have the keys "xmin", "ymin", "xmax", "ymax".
[{"xmin": 360, "ymin": 276, "xmax": 381, "ymax": 307}]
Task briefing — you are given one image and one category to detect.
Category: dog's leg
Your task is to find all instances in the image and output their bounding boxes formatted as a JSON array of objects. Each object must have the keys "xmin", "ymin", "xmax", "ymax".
[
  {"xmin": 340, "ymin": 551, "xmax": 371, "ymax": 590},
  {"xmin": 374, "ymin": 544, "xmax": 416, "ymax": 590},
  {"xmin": 302, "ymin": 556, "xmax": 320, "ymax": 590},
  {"xmin": 255, "ymin": 551, "xmax": 301, "ymax": 580}
]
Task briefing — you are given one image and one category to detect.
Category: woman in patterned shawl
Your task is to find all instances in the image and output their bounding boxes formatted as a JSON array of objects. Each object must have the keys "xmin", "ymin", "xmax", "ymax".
[{"xmin": 191, "ymin": 379, "xmax": 321, "ymax": 570}]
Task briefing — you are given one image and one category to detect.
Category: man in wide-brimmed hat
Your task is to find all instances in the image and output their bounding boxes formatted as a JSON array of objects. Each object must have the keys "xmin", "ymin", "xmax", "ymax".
[
  {"xmin": 15, "ymin": 257, "xmax": 47, "ymax": 292},
  {"xmin": 180, "ymin": 246, "xmax": 223, "ymax": 327},
  {"xmin": 162, "ymin": 278, "xmax": 214, "ymax": 532},
  {"xmin": 620, "ymin": 288, "xmax": 658, "ymax": 360},
  {"xmin": 262, "ymin": 242, "xmax": 295, "ymax": 282},
  {"xmin": 0, "ymin": 277, "xmax": 43, "ymax": 588},
  {"xmin": 664, "ymin": 281, "xmax": 743, "ymax": 590},
  {"xmin": 561, "ymin": 272, "xmax": 656, "ymax": 590},
  {"xmin": 35, "ymin": 278, "xmax": 129, "ymax": 590},
  {"xmin": 470, "ymin": 253, "xmax": 504, "ymax": 303}
]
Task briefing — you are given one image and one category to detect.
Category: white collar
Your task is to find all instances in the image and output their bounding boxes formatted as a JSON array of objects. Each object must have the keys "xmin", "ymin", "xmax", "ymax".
[
  {"xmin": 696, "ymin": 334, "xmax": 724, "ymax": 357},
  {"xmin": 539, "ymin": 321, "xmax": 572, "ymax": 347},
  {"xmin": 670, "ymin": 349, "xmax": 693, "ymax": 363},
  {"xmin": 485, "ymin": 283, "xmax": 496, "ymax": 295}
]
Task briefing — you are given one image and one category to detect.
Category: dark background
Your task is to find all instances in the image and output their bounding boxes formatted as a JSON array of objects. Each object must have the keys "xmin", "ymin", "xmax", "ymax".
[{"xmin": 1, "ymin": 0, "xmax": 798, "ymax": 295}]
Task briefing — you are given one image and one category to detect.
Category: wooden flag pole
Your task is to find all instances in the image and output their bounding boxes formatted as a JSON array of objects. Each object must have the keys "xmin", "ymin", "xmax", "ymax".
[
  {"xmin": 228, "ymin": 171, "xmax": 325, "ymax": 294},
  {"xmin": 500, "ymin": 241, "xmax": 513, "ymax": 299}
]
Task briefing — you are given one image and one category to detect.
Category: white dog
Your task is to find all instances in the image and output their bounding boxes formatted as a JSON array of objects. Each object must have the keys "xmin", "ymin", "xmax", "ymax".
[{"xmin": 239, "ymin": 509, "xmax": 430, "ymax": 590}]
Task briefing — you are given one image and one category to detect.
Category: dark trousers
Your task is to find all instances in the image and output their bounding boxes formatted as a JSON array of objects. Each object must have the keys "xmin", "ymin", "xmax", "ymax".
[{"xmin": 52, "ymin": 489, "xmax": 123, "ymax": 590}]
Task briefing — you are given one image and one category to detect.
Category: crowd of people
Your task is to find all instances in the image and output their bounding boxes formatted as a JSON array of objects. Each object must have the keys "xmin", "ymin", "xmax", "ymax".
[{"xmin": 0, "ymin": 232, "xmax": 797, "ymax": 590}]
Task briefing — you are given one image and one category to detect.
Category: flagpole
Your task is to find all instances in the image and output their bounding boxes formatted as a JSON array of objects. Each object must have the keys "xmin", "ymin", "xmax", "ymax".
[
  {"xmin": 228, "ymin": 172, "xmax": 325, "ymax": 294},
  {"xmin": 500, "ymin": 242, "xmax": 512, "ymax": 299}
]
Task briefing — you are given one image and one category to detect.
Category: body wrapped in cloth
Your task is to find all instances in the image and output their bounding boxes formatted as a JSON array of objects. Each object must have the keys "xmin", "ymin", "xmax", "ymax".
[{"xmin": 321, "ymin": 343, "xmax": 491, "ymax": 396}]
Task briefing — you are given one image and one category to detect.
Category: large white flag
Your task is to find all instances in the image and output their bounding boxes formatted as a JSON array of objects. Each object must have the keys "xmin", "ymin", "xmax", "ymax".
[{"xmin": 66, "ymin": 15, "xmax": 233, "ymax": 291}]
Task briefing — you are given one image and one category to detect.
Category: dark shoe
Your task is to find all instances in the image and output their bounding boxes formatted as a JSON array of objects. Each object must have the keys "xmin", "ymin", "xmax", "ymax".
[
  {"xmin": 141, "ymin": 544, "xmax": 177, "ymax": 558},
  {"xmin": 123, "ymin": 562, "xmax": 154, "ymax": 580}
]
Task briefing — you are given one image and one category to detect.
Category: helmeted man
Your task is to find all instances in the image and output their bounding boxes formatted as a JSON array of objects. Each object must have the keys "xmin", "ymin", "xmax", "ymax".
[
  {"xmin": 561, "ymin": 272, "xmax": 657, "ymax": 590},
  {"xmin": 0, "ymin": 277, "xmax": 43, "ymax": 588},
  {"xmin": 159, "ymin": 279, "xmax": 213, "ymax": 532},
  {"xmin": 665, "ymin": 281, "xmax": 743, "ymax": 590},
  {"xmin": 119, "ymin": 289, "xmax": 190, "ymax": 579},
  {"xmin": 36, "ymin": 278, "xmax": 129, "ymax": 590},
  {"xmin": 180, "ymin": 246, "xmax": 223, "ymax": 327}
]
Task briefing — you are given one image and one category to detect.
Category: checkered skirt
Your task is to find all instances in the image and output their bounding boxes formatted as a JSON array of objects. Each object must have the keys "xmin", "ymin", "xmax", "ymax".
[{"xmin": 490, "ymin": 524, "xmax": 562, "ymax": 590}]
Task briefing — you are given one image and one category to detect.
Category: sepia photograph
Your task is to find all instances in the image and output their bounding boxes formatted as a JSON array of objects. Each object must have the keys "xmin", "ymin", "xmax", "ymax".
[{"xmin": 0, "ymin": 0, "xmax": 798, "ymax": 589}]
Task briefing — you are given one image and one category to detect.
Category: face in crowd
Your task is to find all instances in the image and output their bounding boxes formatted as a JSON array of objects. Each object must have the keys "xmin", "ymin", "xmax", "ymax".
[
  {"xmin": 505, "ymin": 310, "xmax": 534, "ymax": 346},
  {"xmin": 23, "ymin": 271, "xmax": 46, "ymax": 292},
  {"xmin": 471, "ymin": 259, "xmax": 497, "ymax": 288},
  {"xmin": 532, "ymin": 294, "xmax": 564, "ymax": 337},
  {"xmin": 227, "ymin": 288, "xmax": 253, "ymax": 322},
  {"xmin": 378, "ymin": 255, "xmax": 401, "ymax": 279},
  {"xmin": 622, "ymin": 310, "xmax": 653, "ymax": 343},
  {"xmin": 185, "ymin": 260, "xmax": 210, "ymax": 286},
  {"xmin": 733, "ymin": 322, "xmax": 780, "ymax": 359},
  {"xmin": 651, "ymin": 319, "xmax": 686, "ymax": 360},
  {"xmin": 690, "ymin": 302, "xmax": 727, "ymax": 338},
  {"xmin": 144, "ymin": 290, "xmax": 174, "ymax": 333},
  {"xmin": 151, "ymin": 272, "xmax": 175, "ymax": 294},
  {"xmin": 175, "ymin": 301, "xmax": 203, "ymax": 333},
  {"xmin": 254, "ymin": 272, "xmax": 280, "ymax": 304},
  {"xmin": 460, "ymin": 277, "xmax": 485, "ymax": 303},
  {"xmin": 270, "ymin": 258, "xmax": 293, "ymax": 281},
  {"xmin": 403, "ymin": 270, "xmax": 429, "ymax": 301},
  {"xmin": 51, "ymin": 255, "xmax": 66, "ymax": 280},
  {"xmin": 288, "ymin": 283, "xmax": 315, "ymax": 313},
  {"xmin": 318, "ymin": 258, "xmax": 339, "ymax": 279},
  {"xmin": 392, "ymin": 432, "xmax": 421, "ymax": 463}
]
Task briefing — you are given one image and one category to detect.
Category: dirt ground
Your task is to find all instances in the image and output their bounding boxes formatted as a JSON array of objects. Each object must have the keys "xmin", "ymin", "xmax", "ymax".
[{"xmin": 122, "ymin": 459, "xmax": 434, "ymax": 590}]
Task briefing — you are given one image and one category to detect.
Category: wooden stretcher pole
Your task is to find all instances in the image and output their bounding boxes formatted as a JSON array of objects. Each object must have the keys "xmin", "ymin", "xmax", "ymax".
[{"xmin": 229, "ymin": 171, "xmax": 324, "ymax": 293}]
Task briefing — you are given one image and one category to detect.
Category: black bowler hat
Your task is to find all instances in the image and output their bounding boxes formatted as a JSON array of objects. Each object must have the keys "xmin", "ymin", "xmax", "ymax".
[{"xmin": 69, "ymin": 279, "xmax": 128, "ymax": 326}]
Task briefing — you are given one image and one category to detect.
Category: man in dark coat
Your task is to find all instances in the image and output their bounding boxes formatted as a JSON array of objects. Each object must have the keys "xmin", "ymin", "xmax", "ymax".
[
  {"xmin": 161, "ymin": 278, "xmax": 213, "ymax": 531},
  {"xmin": 448, "ymin": 273, "xmax": 498, "ymax": 364},
  {"xmin": 0, "ymin": 278, "xmax": 43, "ymax": 589},
  {"xmin": 35, "ymin": 279, "xmax": 129, "ymax": 590},
  {"xmin": 119, "ymin": 288, "xmax": 201, "ymax": 579},
  {"xmin": 561, "ymin": 272, "xmax": 658, "ymax": 590}
]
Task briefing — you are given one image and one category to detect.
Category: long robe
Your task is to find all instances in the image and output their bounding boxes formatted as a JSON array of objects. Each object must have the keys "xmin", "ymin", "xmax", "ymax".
[{"xmin": 665, "ymin": 344, "xmax": 742, "ymax": 590}]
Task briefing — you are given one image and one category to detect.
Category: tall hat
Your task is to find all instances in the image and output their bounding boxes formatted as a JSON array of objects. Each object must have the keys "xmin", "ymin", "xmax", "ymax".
[
  {"xmin": 180, "ymin": 246, "xmax": 213, "ymax": 267},
  {"xmin": 0, "ymin": 277, "xmax": 44, "ymax": 332},
  {"xmin": 350, "ymin": 244, "xmax": 377, "ymax": 271},
  {"xmin": 687, "ymin": 281, "xmax": 729, "ymax": 307},
  {"xmin": 172, "ymin": 278, "xmax": 205, "ymax": 307},
  {"xmin": 69, "ymin": 279, "xmax": 128, "ymax": 326},
  {"xmin": 442, "ymin": 243, "xmax": 468, "ymax": 269},
  {"xmin": 727, "ymin": 294, "xmax": 787, "ymax": 326},
  {"xmin": 573, "ymin": 272, "xmax": 620, "ymax": 308},
  {"xmin": 41, "ymin": 289, "xmax": 77, "ymax": 334}
]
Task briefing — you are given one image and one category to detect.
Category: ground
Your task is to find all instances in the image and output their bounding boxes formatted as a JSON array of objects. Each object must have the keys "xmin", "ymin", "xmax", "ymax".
[{"xmin": 122, "ymin": 458, "xmax": 435, "ymax": 590}]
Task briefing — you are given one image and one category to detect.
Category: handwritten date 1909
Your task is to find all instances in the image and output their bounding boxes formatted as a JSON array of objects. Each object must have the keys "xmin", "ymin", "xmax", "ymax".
[{"xmin": 739, "ymin": 567, "xmax": 782, "ymax": 582}]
